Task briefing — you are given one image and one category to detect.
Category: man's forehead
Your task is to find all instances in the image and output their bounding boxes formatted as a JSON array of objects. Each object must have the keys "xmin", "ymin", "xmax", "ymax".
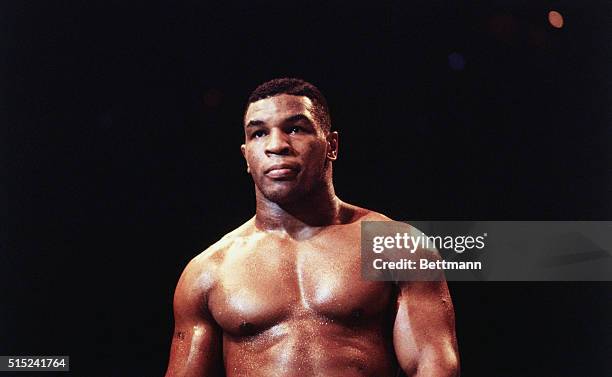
[{"xmin": 244, "ymin": 94, "xmax": 315, "ymax": 125}]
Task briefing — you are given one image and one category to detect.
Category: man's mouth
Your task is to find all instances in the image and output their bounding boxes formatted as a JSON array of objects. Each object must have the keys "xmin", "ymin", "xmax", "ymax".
[{"xmin": 265, "ymin": 164, "xmax": 300, "ymax": 179}]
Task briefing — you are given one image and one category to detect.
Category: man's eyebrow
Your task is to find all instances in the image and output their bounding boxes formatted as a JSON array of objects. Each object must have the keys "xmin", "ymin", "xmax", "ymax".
[
  {"xmin": 245, "ymin": 119, "xmax": 265, "ymax": 128},
  {"xmin": 283, "ymin": 114, "xmax": 313, "ymax": 124},
  {"xmin": 245, "ymin": 114, "xmax": 313, "ymax": 128}
]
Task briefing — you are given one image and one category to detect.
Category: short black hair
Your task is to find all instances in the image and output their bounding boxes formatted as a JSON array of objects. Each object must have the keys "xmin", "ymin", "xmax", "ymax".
[{"xmin": 246, "ymin": 78, "xmax": 332, "ymax": 132}]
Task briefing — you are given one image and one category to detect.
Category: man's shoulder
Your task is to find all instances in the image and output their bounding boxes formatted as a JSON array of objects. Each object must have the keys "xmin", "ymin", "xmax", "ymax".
[
  {"xmin": 344, "ymin": 204, "xmax": 435, "ymax": 249},
  {"xmin": 173, "ymin": 219, "xmax": 258, "ymax": 310},
  {"xmin": 359, "ymin": 210, "xmax": 392, "ymax": 222},
  {"xmin": 344, "ymin": 203, "xmax": 420, "ymax": 231},
  {"xmin": 181, "ymin": 217, "xmax": 256, "ymax": 279},
  {"xmin": 339, "ymin": 201, "xmax": 392, "ymax": 224}
]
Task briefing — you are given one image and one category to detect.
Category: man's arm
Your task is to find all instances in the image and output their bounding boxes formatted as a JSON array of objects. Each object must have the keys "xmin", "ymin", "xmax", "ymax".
[
  {"xmin": 165, "ymin": 258, "xmax": 223, "ymax": 377},
  {"xmin": 393, "ymin": 275, "xmax": 460, "ymax": 376}
]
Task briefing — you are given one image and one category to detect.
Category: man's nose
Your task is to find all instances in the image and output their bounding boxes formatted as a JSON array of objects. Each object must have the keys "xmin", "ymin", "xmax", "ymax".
[{"xmin": 265, "ymin": 129, "xmax": 291, "ymax": 156}]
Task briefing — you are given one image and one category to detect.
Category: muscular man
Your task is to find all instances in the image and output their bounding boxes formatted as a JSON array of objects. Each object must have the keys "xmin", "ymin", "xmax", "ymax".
[{"xmin": 165, "ymin": 78, "xmax": 459, "ymax": 376}]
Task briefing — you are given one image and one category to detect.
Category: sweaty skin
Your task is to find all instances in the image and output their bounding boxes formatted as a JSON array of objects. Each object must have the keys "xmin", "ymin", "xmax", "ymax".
[{"xmin": 165, "ymin": 94, "xmax": 459, "ymax": 377}]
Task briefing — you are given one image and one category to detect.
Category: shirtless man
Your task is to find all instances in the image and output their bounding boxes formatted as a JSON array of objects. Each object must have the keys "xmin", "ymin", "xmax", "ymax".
[{"xmin": 165, "ymin": 78, "xmax": 459, "ymax": 377}]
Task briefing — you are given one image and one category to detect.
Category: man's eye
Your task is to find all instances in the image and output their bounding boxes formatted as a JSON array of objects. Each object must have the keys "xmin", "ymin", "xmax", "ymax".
[
  {"xmin": 289, "ymin": 126, "xmax": 302, "ymax": 134},
  {"xmin": 253, "ymin": 130, "xmax": 266, "ymax": 138}
]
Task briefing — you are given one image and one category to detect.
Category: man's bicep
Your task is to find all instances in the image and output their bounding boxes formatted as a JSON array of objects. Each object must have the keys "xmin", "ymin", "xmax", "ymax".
[
  {"xmin": 165, "ymin": 261, "xmax": 223, "ymax": 377},
  {"xmin": 166, "ymin": 316, "xmax": 223, "ymax": 377},
  {"xmin": 393, "ymin": 280, "xmax": 459, "ymax": 377}
]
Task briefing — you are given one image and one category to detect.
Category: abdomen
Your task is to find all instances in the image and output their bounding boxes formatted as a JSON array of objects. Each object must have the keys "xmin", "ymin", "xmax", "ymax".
[{"xmin": 223, "ymin": 314, "xmax": 398, "ymax": 377}]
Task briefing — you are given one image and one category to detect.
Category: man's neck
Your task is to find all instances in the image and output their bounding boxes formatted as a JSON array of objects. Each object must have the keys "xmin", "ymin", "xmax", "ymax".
[{"xmin": 254, "ymin": 184, "xmax": 342, "ymax": 239}]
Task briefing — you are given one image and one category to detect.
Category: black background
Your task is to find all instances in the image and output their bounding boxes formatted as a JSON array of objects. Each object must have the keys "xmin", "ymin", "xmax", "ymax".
[{"xmin": 2, "ymin": 1, "xmax": 611, "ymax": 376}]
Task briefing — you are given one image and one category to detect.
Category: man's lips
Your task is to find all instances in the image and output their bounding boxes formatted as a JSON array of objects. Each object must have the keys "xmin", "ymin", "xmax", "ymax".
[{"xmin": 264, "ymin": 164, "xmax": 300, "ymax": 179}]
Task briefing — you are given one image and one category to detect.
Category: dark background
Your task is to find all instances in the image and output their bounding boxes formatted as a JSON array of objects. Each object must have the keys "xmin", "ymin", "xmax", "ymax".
[{"xmin": 2, "ymin": 1, "xmax": 611, "ymax": 376}]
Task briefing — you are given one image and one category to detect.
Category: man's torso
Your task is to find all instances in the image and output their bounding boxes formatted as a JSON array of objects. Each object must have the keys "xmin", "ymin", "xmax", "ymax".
[{"xmin": 198, "ymin": 211, "xmax": 399, "ymax": 376}]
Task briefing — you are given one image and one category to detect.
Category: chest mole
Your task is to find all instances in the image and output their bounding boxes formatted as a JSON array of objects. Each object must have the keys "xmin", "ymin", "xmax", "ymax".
[{"xmin": 208, "ymin": 232, "xmax": 393, "ymax": 335}]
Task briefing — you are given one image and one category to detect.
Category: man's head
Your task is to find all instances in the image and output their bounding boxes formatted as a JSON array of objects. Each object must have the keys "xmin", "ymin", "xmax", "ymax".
[
  {"xmin": 241, "ymin": 78, "xmax": 338, "ymax": 205},
  {"xmin": 246, "ymin": 78, "xmax": 332, "ymax": 133}
]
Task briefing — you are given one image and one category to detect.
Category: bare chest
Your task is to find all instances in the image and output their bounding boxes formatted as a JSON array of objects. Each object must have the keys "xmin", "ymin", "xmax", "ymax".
[{"xmin": 208, "ymin": 230, "xmax": 393, "ymax": 335}]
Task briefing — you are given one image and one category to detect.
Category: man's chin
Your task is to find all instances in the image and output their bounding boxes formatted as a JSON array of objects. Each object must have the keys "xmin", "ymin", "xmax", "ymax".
[{"xmin": 260, "ymin": 185, "xmax": 304, "ymax": 205}]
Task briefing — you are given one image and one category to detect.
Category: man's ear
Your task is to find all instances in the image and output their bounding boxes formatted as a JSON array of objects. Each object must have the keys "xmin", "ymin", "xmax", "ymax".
[
  {"xmin": 240, "ymin": 144, "xmax": 250, "ymax": 173},
  {"xmin": 326, "ymin": 131, "xmax": 339, "ymax": 161}
]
